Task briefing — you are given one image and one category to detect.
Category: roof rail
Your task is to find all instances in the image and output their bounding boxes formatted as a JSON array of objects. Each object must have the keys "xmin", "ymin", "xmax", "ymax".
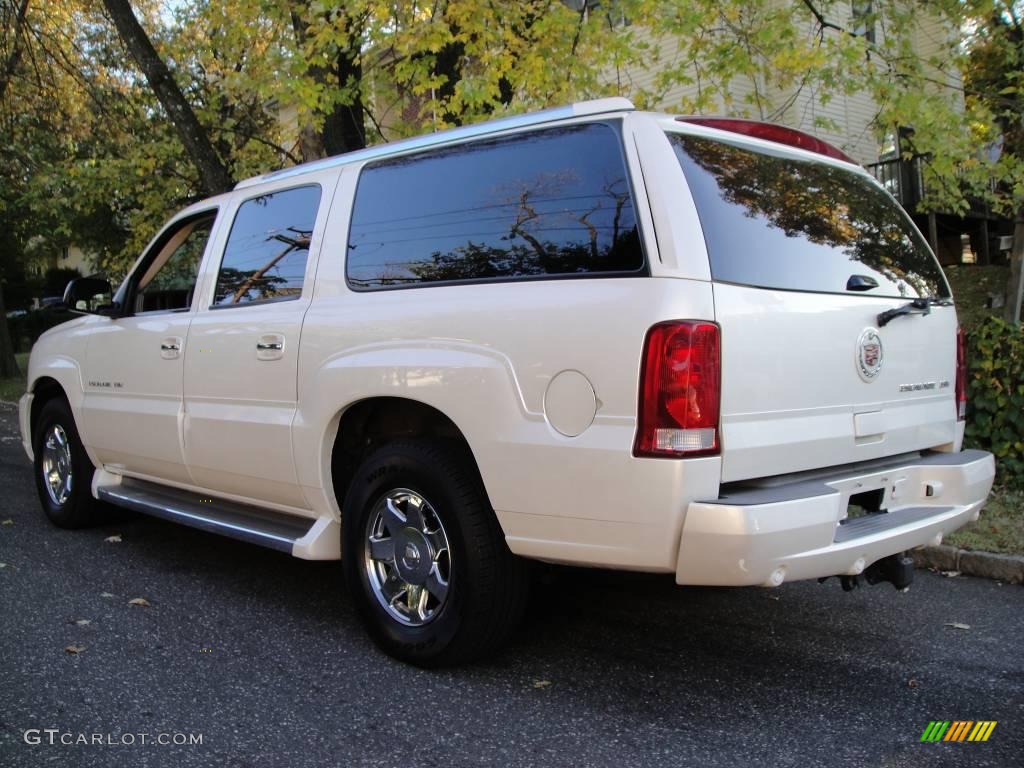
[{"xmin": 235, "ymin": 97, "xmax": 635, "ymax": 190}]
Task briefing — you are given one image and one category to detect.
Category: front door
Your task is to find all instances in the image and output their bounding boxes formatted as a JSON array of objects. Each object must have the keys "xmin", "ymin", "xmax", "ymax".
[
  {"xmin": 79, "ymin": 212, "xmax": 218, "ymax": 484},
  {"xmin": 183, "ymin": 183, "xmax": 326, "ymax": 509}
]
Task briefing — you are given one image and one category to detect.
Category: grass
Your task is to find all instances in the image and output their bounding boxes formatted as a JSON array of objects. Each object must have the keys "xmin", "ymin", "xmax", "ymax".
[
  {"xmin": 945, "ymin": 488, "xmax": 1024, "ymax": 556},
  {"xmin": 0, "ymin": 352, "xmax": 29, "ymax": 403}
]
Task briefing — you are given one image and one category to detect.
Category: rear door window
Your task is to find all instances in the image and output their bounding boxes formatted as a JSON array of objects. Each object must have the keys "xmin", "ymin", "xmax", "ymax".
[
  {"xmin": 212, "ymin": 185, "xmax": 321, "ymax": 307},
  {"xmin": 346, "ymin": 122, "xmax": 645, "ymax": 289},
  {"xmin": 667, "ymin": 133, "xmax": 950, "ymax": 299}
]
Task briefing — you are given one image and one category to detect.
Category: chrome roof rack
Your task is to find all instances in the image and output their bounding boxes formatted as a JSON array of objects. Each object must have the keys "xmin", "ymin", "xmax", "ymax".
[{"xmin": 235, "ymin": 97, "xmax": 635, "ymax": 190}]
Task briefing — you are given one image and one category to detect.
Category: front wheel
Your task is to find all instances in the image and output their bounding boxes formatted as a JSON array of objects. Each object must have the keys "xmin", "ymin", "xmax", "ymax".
[
  {"xmin": 342, "ymin": 439, "xmax": 529, "ymax": 666},
  {"xmin": 32, "ymin": 397, "xmax": 102, "ymax": 529}
]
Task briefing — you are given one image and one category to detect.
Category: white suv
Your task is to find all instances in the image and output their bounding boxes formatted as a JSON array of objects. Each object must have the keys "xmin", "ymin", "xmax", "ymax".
[{"xmin": 19, "ymin": 98, "xmax": 995, "ymax": 665}]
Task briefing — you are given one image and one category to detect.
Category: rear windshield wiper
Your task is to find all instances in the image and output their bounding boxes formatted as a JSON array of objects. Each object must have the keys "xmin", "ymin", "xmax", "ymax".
[{"xmin": 877, "ymin": 296, "xmax": 953, "ymax": 327}]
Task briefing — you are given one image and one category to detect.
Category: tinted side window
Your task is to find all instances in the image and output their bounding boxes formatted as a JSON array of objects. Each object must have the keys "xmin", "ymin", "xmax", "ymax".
[
  {"xmin": 668, "ymin": 133, "xmax": 949, "ymax": 299},
  {"xmin": 347, "ymin": 123, "xmax": 644, "ymax": 289},
  {"xmin": 213, "ymin": 185, "xmax": 321, "ymax": 306}
]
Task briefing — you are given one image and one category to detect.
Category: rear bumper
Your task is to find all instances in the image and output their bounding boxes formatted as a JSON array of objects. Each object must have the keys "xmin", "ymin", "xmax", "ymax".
[{"xmin": 676, "ymin": 449, "xmax": 995, "ymax": 587}]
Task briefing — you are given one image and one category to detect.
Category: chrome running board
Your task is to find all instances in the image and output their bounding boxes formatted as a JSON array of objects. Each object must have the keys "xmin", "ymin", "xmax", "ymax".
[{"xmin": 97, "ymin": 478, "xmax": 314, "ymax": 553}]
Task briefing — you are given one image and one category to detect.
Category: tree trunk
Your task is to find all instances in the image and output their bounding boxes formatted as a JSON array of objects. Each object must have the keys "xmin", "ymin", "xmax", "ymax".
[
  {"xmin": 289, "ymin": 2, "xmax": 366, "ymax": 160},
  {"xmin": 0, "ymin": 286, "xmax": 21, "ymax": 380},
  {"xmin": 321, "ymin": 46, "xmax": 365, "ymax": 156},
  {"xmin": 101, "ymin": 0, "xmax": 234, "ymax": 196},
  {"xmin": 1005, "ymin": 215, "xmax": 1024, "ymax": 324},
  {"xmin": 0, "ymin": 0, "xmax": 31, "ymax": 103}
]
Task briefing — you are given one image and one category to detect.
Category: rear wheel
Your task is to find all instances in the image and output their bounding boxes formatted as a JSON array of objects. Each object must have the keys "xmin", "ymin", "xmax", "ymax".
[
  {"xmin": 32, "ymin": 398, "xmax": 102, "ymax": 528},
  {"xmin": 342, "ymin": 439, "xmax": 528, "ymax": 666}
]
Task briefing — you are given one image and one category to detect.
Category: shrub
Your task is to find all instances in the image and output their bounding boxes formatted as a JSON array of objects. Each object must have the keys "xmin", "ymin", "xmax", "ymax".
[
  {"xmin": 8, "ymin": 309, "xmax": 74, "ymax": 353},
  {"xmin": 965, "ymin": 317, "xmax": 1024, "ymax": 487}
]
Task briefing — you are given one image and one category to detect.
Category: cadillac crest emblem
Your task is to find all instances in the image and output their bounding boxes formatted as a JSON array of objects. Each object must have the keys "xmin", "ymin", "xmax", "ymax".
[{"xmin": 856, "ymin": 328, "xmax": 883, "ymax": 381}]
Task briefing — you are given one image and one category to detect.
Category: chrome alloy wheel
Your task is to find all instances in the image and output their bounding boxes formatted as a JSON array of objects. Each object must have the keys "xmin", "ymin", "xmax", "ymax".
[
  {"xmin": 41, "ymin": 424, "xmax": 73, "ymax": 506},
  {"xmin": 364, "ymin": 488, "xmax": 452, "ymax": 627}
]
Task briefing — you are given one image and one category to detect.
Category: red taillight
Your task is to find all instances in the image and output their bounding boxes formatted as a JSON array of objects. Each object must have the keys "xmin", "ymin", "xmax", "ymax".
[
  {"xmin": 955, "ymin": 327, "xmax": 967, "ymax": 421},
  {"xmin": 676, "ymin": 117, "xmax": 855, "ymax": 164},
  {"xmin": 634, "ymin": 321, "xmax": 721, "ymax": 458}
]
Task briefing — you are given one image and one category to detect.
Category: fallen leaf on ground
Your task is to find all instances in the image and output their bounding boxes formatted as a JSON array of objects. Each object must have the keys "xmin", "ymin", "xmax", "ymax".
[
  {"xmin": 945, "ymin": 622, "xmax": 971, "ymax": 630},
  {"xmin": 100, "ymin": 592, "xmax": 115, "ymax": 598},
  {"xmin": 127, "ymin": 597, "xmax": 151, "ymax": 607},
  {"xmin": 908, "ymin": 679, "xmax": 919, "ymax": 688},
  {"xmin": 104, "ymin": 535, "xmax": 122, "ymax": 543},
  {"xmin": 1, "ymin": 519, "xmax": 12, "ymax": 526},
  {"xmin": 65, "ymin": 644, "xmax": 86, "ymax": 654},
  {"xmin": 940, "ymin": 570, "xmax": 961, "ymax": 578},
  {"xmin": 532, "ymin": 680, "xmax": 552, "ymax": 689}
]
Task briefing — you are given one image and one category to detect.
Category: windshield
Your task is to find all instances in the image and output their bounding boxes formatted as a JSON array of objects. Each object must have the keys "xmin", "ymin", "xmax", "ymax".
[{"xmin": 668, "ymin": 132, "xmax": 951, "ymax": 300}]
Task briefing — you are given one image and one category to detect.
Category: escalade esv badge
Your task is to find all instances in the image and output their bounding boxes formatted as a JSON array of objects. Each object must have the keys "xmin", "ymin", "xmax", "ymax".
[{"xmin": 856, "ymin": 328, "xmax": 884, "ymax": 381}]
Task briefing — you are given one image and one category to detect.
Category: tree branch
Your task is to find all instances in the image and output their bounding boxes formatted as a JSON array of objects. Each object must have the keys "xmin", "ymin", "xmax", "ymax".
[
  {"xmin": 0, "ymin": 0, "xmax": 31, "ymax": 102},
  {"xmin": 101, "ymin": 0, "xmax": 234, "ymax": 195}
]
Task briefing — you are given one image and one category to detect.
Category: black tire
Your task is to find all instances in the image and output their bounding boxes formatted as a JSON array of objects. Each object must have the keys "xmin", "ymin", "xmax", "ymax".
[
  {"xmin": 32, "ymin": 397, "xmax": 102, "ymax": 529},
  {"xmin": 342, "ymin": 439, "xmax": 529, "ymax": 667}
]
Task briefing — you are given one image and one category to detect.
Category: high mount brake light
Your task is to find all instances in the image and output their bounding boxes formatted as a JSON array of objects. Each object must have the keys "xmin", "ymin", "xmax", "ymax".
[
  {"xmin": 676, "ymin": 117, "xmax": 855, "ymax": 164},
  {"xmin": 634, "ymin": 321, "xmax": 721, "ymax": 458}
]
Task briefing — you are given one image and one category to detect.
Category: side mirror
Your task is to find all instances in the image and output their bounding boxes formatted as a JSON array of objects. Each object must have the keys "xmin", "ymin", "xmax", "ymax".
[{"xmin": 63, "ymin": 276, "xmax": 118, "ymax": 316}]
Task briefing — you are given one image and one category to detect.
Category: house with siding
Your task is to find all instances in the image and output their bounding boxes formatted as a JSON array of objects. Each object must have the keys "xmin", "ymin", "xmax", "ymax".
[{"xmin": 604, "ymin": 2, "xmax": 1009, "ymax": 267}]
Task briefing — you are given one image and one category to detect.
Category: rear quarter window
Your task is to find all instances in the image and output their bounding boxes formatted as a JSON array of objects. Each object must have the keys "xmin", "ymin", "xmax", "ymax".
[
  {"xmin": 668, "ymin": 133, "xmax": 950, "ymax": 300},
  {"xmin": 346, "ymin": 122, "xmax": 645, "ymax": 289}
]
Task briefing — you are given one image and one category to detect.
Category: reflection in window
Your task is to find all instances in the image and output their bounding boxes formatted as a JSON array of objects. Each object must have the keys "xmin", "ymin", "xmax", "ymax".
[
  {"xmin": 213, "ymin": 185, "xmax": 321, "ymax": 306},
  {"xmin": 138, "ymin": 217, "xmax": 213, "ymax": 313},
  {"xmin": 346, "ymin": 123, "xmax": 645, "ymax": 289},
  {"xmin": 668, "ymin": 134, "xmax": 949, "ymax": 300}
]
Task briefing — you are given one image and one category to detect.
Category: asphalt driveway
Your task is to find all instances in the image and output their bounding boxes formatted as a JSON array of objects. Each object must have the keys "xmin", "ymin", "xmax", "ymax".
[{"xmin": 1, "ymin": 401, "xmax": 1021, "ymax": 768}]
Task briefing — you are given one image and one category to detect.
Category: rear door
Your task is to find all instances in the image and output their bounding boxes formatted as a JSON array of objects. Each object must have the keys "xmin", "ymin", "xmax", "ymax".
[
  {"xmin": 666, "ymin": 130, "xmax": 958, "ymax": 482},
  {"xmin": 183, "ymin": 181, "xmax": 330, "ymax": 509}
]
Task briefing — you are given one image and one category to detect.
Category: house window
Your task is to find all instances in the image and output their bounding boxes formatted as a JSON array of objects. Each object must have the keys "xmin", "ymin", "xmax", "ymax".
[{"xmin": 852, "ymin": 1, "xmax": 875, "ymax": 43}]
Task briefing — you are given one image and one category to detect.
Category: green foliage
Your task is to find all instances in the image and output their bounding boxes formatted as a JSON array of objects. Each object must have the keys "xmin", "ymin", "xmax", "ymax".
[
  {"xmin": 1, "ymin": 0, "xmax": 1022, "ymax": 289},
  {"xmin": 965, "ymin": 316, "xmax": 1024, "ymax": 486},
  {"xmin": 944, "ymin": 264, "xmax": 1009, "ymax": 332}
]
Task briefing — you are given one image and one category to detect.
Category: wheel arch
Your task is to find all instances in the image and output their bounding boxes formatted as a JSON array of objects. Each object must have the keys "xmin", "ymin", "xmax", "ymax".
[
  {"xmin": 25, "ymin": 351, "xmax": 91, "ymax": 464},
  {"xmin": 29, "ymin": 376, "xmax": 69, "ymax": 440},
  {"xmin": 327, "ymin": 396, "xmax": 493, "ymax": 523}
]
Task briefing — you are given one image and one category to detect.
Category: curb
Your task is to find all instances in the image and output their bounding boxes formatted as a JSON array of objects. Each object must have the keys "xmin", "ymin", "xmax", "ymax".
[{"xmin": 912, "ymin": 545, "xmax": 1024, "ymax": 584}]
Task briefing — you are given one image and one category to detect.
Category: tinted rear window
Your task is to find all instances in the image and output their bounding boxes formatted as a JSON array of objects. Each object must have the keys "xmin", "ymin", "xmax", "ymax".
[
  {"xmin": 668, "ymin": 133, "xmax": 950, "ymax": 299},
  {"xmin": 347, "ymin": 123, "xmax": 645, "ymax": 289}
]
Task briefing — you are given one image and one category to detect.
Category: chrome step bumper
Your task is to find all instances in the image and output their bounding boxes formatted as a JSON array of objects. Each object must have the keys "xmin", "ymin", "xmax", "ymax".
[{"xmin": 676, "ymin": 449, "xmax": 996, "ymax": 587}]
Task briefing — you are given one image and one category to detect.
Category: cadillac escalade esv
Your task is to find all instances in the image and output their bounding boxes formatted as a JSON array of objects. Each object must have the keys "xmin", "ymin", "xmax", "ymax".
[{"xmin": 19, "ymin": 98, "xmax": 995, "ymax": 665}]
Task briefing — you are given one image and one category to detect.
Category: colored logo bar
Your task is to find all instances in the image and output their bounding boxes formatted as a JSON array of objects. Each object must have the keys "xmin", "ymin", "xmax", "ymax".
[{"xmin": 920, "ymin": 721, "xmax": 997, "ymax": 742}]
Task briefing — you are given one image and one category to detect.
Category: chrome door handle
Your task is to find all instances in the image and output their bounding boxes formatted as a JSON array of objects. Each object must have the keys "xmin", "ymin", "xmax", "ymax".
[
  {"xmin": 160, "ymin": 336, "xmax": 183, "ymax": 360},
  {"xmin": 256, "ymin": 334, "xmax": 286, "ymax": 360}
]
